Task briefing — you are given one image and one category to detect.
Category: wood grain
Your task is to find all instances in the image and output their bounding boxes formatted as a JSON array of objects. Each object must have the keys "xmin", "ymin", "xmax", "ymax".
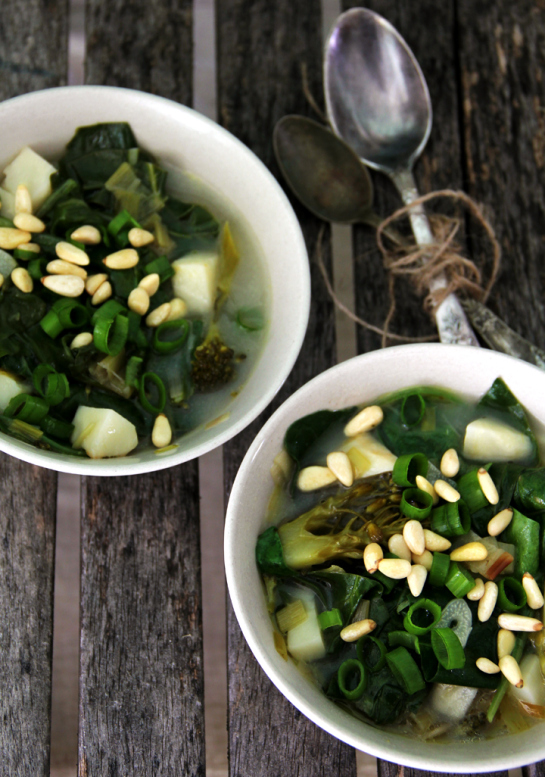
[
  {"xmin": 0, "ymin": 0, "xmax": 68, "ymax": 100},
  {"xmin": 80, "ymin": 1, "xmax": 203, "ymax": 773},
  {"xmin": 0, "ymin": 456, "xmax": 57, "ymax": 776},
  {"xmin": 217, "ymin": 0, "xmax": 356, "ymax": 774}
]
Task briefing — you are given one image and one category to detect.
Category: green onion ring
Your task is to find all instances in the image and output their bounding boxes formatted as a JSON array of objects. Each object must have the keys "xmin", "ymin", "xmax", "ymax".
[
  {"xmin": 318, "ymin": 609, "xmax": 343, "ymax": 630},
  {"xmin": 385, "ymin": 646, "xmax": 426, "ymax": 694},
  {"xmin": 429, "ymin": 552, "xmax": 451, "ymax": 587},
  {"xmin": 401, "ymin": 392, "xmax": 426, "ymax": 427},
  {"xmin": 52, "ymin": 298, "xmax": 89, "ymax": 329},
  {"xmin": 430, "ymin": 627, "xmax": 466, "ymax": 670},
  {"xmin": 445, "ymin": 562, "xmax": 476, "ymax": 599},
  {"xmin": 357, "ymin": 635, "xmax": 388, "ymax": 672},
  {"xmin": 32, "ymin": 364, "xmax": 70, "ymax": 405},
  {"xmin": 4, "ymin": 393, "xmax": 49, "ymax": 424},
  {"xmin": 153, "ymin": 319, "xmax": 190, "ymax": 353},
  {"xmin": 337, "ymin": 659, "xmax": 367, "ymax": 701},
  {"xmin": 387, "ymin": 631, "xmax": 421, "ymax": 654},
  {"xmin": 40, "ymin": 415, "xmax": 74, "ymax": 440},
  {"xmin": 400, "ymin": 487, "xmax": 433, "ymax": 520},
  {"xmin": 126, "ymin": 355, "xmax": 143, "ymax": 389},
  {"xmin": 139, "ymin": 372, "xmax": 167, "ymax": 415},
  {"xmin": 403, "ymin": 598, "xmax": 442, "ymax": 635},
  {"xmin": 431, "ymin": 500, "xmax": 471, "ymax": 537},
  {"xmin": 392, "ymin": 452, "xmax": 428, "ymax": 487},
  {"xmin": 93, "ymin": 314, "xmax": 129, "ymax": 356},
  {"xmin": 457, "ymin": 467, "xmax": 490, "ymax": 514},
  {"xmin": 91, "ymin": 299, "xmax": 127, "ymax": 325},
  {"xmin": 498, "ymin": 577, "xmax": 527, "ymax": 612},
  {"xmin": 40, "ymin": 309, "xmax": 63, "ymax": 338}
]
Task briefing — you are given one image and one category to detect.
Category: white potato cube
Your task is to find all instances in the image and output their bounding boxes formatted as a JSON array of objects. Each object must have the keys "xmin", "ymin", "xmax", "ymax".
[
  {"xmin": 463, "ymin": 417, "xmax": 533, "ymax": 462},
  {"xmin": 428, "ymin": 684, "xmax": 478, "ymax": 723},
  {"xmin": 509, "ymin": 654, "xmax": 545, "ymax": 708},
  {"xmin": 340, "ymin": 432, "xmax": 397, "ymax": 478},
  {"xmin": 0, "ymin": 187, "xmax": 15, "ymax": 220},
  {"xmin": 2, "ymin": 146, "xmax": 57, "ymax": 211},
  {"xmin": 0, "ymin": 370, "xmax": 31, "ymax": 412},
  {"xmin": 287, "ymin": 594, "xmax": 326, "ymax": 663},
  {"xmin": 71, "ymin": 406, "xmax": 138, "ymax": 459},
  {"xmin": 171, "ymin": 250, "xmax": 219, "ymax": 315}
]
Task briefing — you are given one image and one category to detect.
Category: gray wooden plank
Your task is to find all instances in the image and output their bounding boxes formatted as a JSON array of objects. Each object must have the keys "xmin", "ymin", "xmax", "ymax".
[
  {"xmin": 217, "ymin": 0, "xmax": 356, "ymax": 775},
  {"xmin": 79, "ymin": 1, "xmax": 203, "ymax": 773},
  {"xmin": 0, "ymin": 0, "xmax": 68, "ymax": 100},
  {"xmin": 0, "ymin": 455, "xmax": 57, "ymax": 776},
  {"xmin": 0, "ymin": 1, "xmax": 67, "ymax": 773}
]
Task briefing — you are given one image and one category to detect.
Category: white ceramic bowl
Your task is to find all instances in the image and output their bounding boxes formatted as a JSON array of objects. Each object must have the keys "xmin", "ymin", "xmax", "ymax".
[
  {"xmin": 0, "ymin": 86, "xmax": 310, "ymax": 475},
  {"xmin": 225, "ymin": 343, "xmax": 545, "ymax": 773}
]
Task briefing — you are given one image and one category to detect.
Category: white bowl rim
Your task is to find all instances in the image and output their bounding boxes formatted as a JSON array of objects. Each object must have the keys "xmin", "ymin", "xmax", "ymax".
[
  {"xmin": 225, "ymin": 343, "xmax": 545, "ymax": 773},
  {"xmin": 0, "ymin": 85, "xmax": 310, "ymax": 475}
]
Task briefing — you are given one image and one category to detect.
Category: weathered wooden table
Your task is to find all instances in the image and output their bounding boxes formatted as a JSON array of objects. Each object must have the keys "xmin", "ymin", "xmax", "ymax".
[{"xmin": 2, "ymin": 0, "xmax": 545, "ymax": 775}]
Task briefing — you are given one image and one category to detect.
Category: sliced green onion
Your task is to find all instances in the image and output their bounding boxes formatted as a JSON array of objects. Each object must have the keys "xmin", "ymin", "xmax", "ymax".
[
  {"xmin": 236, "ymin": 306, "xmax": 265, "ymax": 331},
  {"xmin": 386, "ymin": 647, "xmax": 426, "ymax": 694},
  {"xmin": 392, "ymin": 452, "xmax": 428, "ymax": 487},
  {"xmin": 93, "ymin": 314, "xmax": 129, "ymax": 356},
  {"xmin": 91, "ymin": 299, "xmax": 127, "ymax": 325},
  {"xmin": 144, "ymin": 255, "xmax": 174, "ymax": 282},
  {"xmin": 126, "ymin": 355, "xmax": 143, "ymax": 388},
  {"xmin": 401, "ymin": 392, "xmax": 426, "ymax": 427},
  {"xmin": 32, "ymin": 364, "xmax": 70, "ymax": 405},
  {"xmin": 138, "ymin": 372, "xmax": 166, "ymax": 414},
  {"xmin": 403, "ymin": 598, "xmax": 442, "ymax": 635},
  {"xmin": 431, "ymin": 627, "xmax": 466, "ymax": 670},
  {"xmin": 498, "ymin": 577, "xmax": 527, "ymax": 612},
  {"xmin": 337, "ymin": 659, "xmax": 367, "ymax": 701},
  {"xmin": 445, "ymin": 562, "xmax": 475, "ymax": 598},
  {"xmin": 318, "ymin": 608, "xmax": 343, "ymax": 630},
  {"xmin": 40, "ymin": 299, "xmax": 89, "ymax": 338},
  {"xmin": 400, "ymin": 487, "xmax": 433, "ymax": 520},
  {"xmin": 429, "ymin": 551, "xmax": 451, "ymax": 587},
  {"xmin": 107, "ymin": 209, "xmax": 141, "ymax": 236},
  {"xmin": 153, "ymin": 319, "xmax": 189, "ymax": 353},
  {"xmin": 457, "ymin": 467, "xmax": 490, "ymax": 513},
  {"xmin": 387, "ymin": 631, "xmax": 420, "ymax": 654},
  {"xmin": 4, "ymin": 393, "xmax": 49, "ymax": 424},
  {"xmin": 13, "ymin": 246, "xmax": 39, "ymax": 261},
  {"xmin": 357, "ymin": 635, "xmax": 387, "ymax": 672},
  {"xmin": 40, "ymin": 415, "xmax": 74, "ymax": 440},
  {"xmin": 40, "ymin": 309, "xmax": 63, "ymax": 338},
  {"xmin": 27, "ymin": 257, "xmax": 48, "ymax": 280},
  {"xmin": 435, "ymin": 598, "xmax": 473, "ymax": 647},
  {"xmin": 431, "ymin": 500, "xmax": 470, "ymax": 537}
]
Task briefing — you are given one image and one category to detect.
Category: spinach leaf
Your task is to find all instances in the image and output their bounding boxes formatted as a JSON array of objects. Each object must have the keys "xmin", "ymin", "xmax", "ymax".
[
  {"xmin": 478, "ymin": 377, "xmax": 538, "ymax": 464},
  {"xmin": 515, "ymin": 468, "xmax": 545, "ymax": 515},
  {"xmin": 284, "ymin": 408, "xmax": 356, "ymax": 469},
  {"xmin": 255, "ymin": 527, "xmax": 293, "ymax": 577}
]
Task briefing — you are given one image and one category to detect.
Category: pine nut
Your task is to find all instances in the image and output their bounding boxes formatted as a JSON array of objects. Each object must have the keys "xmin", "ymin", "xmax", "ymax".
[
  {"xmin": 11, "ymin": 267, "xmax": 33, "ymax": 293},
  {"xmin": 411, "ymin": 549, "xmax": 433, "ymax": 571},
  {"xmin": 46, "ymin": 259, "xmax": 87, "ymax": 279},
  {"xmin": 70, "ymin": 225, "xmax": 102, "ymax": 245},
  {"xmin": 497, "ymin": 613, "xmax": 544, "ymax": 632},
  {"xmin": 41, "ymin": 274, "xmax": 85, "ymax": 297},
  {"xmin": 499, "ymin": 654, "xmax": 524, "ymax": 687},
  {"xmin": 56, "ymin": 241, "xmax": 90, "ymax": 266},
  {"xmin": 85, "ymin": 273, "xmax": 108, "ymax": 295},
  {"xmin": 167, "ymin": 297, "xmax": 188, "ymax": 321},
  {"xmin": 0, "ymin": 273, "xmax": 3, "ymax": 290},
  {"xmin": 403, "ymin": 520, "xmax": 425, "ymax": 555},
  {"xmin": 70, "ymin": 332, "xmax": 93, "ymax": 349},
  {"xmin": 487, "ymin": 507, "xmax": 513, "ymax": 537},
  {"xmin": 297, "ymin": 465, "xmax": 337, "ymax": 492},
  {"xmin": 440, "ymin": 448, "xmax": 460, "ymax": 478},
  {"xmin": 0, "ymin": 227, "xmax": 31, "ymax": 249},
  {"xmin": 434, "ymin": 479, "xmax": 460, "ymax": 502},
  {"xmin": 138, "ymin": 273, "xmax": 160, "ymax": 296},
  {"xmin": 415, "ymin": 475, "xmax": 439, "ymax": 505},
  {"xmin": 127, "ymin": 287, "xmax": 150, "ymax": 316},
  {"xmin": 467, "ymin": 577, "xmax": 485, "ymax": 601},
  {"xmin": 478, "ymin": 581, "xmax": 498, "ymax": 622},
  {"xmin": 128, "ymin": 227, "xmax": 154, "ymax": 247},
  {"xmin": 477, "ymin": 468, "xmax": 499, "ymax": 504},
  {"xmin": 344, "ymin": 405, "xmax": 384, "ymax": 437},
  {"xmin": 152, "ymin": 413, "xmax": 172, "ymax": 448},
  {"xmin": 102, "ymin": 248, "xmax": 139, "ymax": 269},
  {"xmin": 13, "ymin": 213, "xmax": 45, "ymax": 233},
  {"xmin": 327, "ymin": 451, "xmax": 354, "ymax": 487},
  {"xmin": 340, "ymin": 618, "xmax": 376, "ymax": 642},
  {"xmin": 91, "ymin": 281, "xmax": 112, "ymax": 305},
  {"xmin": 388, "ymin": 533, "xmax": 412, "ymax": 562},
  {"xmin": 423, "ymin": 529, "xmax": 451, "ymax": 552},
  {"xmin": 15, "ymin": 184, "xmax": 32, "ymax": 214},
  {"xmin": 378, "ymin": 558, "xmax": 412, "ymax": 579},
  {"xmin": 476, "ymin": 657, "xmax": 500, "ymax": 674},
  {"xmin": 146, "ymin": 302, "xmax": 171, "ymax": 328},
  {"xmin": 522, "ymin": 573, "xmax": 545, "ymax": 610},
  {"xmin": 450, "ymin": 541, "xmax": 488, "ymax": 562},
  {"xmin": 497, "ymin": 628, "xmax": 516, "ymax": 659},
  {"xmin": 407, "ymin": 564, "xmax": 428, "ymax": 597},
  {"xmin": 363, "ymin": 543, "xmax": 383, "ymax": 574}
]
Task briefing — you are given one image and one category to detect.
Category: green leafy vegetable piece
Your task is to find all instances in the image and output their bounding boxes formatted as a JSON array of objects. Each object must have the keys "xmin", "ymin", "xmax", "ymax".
[
  {"xmin": 478, "ymin": 377, "xmax": 538, "ymax": 464},
  {"xmin": 255, "ymin": 526, "xmax": 294, "ymax": 577},
  {"xmin": 283, "ymin": 407, "xmax": 356, "ymax": 469}
]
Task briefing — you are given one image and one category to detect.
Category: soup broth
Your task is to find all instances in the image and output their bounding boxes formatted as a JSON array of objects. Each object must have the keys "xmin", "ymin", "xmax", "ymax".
[{"xmin": 256, "ymin": 379, "xmax": 545, "ymax": 742}]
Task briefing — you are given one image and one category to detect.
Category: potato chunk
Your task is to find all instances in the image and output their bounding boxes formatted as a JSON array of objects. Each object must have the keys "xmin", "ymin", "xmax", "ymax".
[
  {"xmin": 0, "ymin": 370, "xmax": 31, "ymax": 412},
  {"xmin": 171, "ymin": 250, "xmax": 219, "ymax": 315},
  {"xmin": 2, "ymin": 146, "xmax": 57, "ymax": 212},
  {"xmin": 71, "ymin": 406, "xmax": 138, "ymax": 459},
  {"xmin": 463, "ymin": 417, "xmax": 533, "ymax": 462}
]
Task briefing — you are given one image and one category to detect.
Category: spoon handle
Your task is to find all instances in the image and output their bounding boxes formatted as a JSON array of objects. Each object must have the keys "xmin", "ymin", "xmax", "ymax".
[{"xmin": 390, "ymin": 168, "xmax": 480, "ymax": 347}]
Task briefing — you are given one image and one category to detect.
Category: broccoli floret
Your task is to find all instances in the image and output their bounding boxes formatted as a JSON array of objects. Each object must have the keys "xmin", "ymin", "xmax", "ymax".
[{"xmin": 191, "ymin": 335, "xmax": 236, "ymax": 392}]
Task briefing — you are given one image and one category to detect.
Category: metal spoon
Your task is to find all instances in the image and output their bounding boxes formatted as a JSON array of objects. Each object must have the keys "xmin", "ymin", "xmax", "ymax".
[
  {"xmin": 324, "ymin": 7, "xmax": 479, "ymax": 346},
  {"xmin": 273, "ymin": 115, "xmax": 404, "ymax": 244}
]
